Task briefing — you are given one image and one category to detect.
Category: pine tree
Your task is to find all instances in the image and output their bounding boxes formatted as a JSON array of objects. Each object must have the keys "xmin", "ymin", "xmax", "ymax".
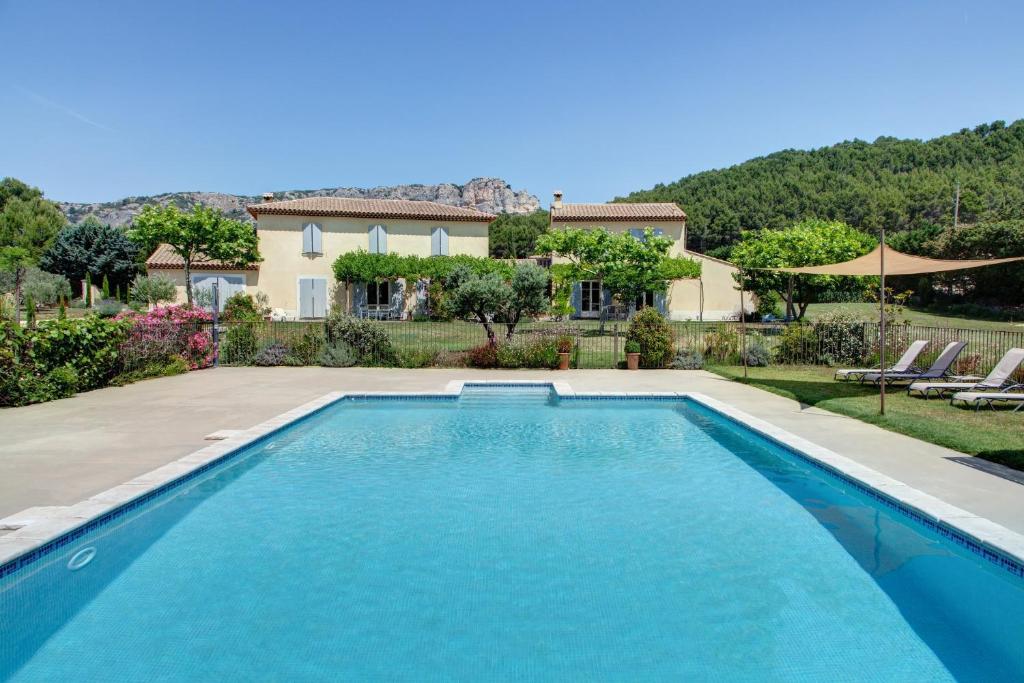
[
  {"xmin": 85, "ymin": 272, "xmax": 93, "ymax": 307},
  {"xmin": 102, "ymin": 274, "xmax": 110, "ymax": 300}
]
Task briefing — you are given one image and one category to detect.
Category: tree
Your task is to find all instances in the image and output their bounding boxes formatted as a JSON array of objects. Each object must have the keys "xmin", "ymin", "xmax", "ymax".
[
  {"xmin": 128, "ymin": 204, "xmax": 261, "ymax": 305},
  {"xmin": 535, "ymin": 227, "xmax": 701, "ymax": 312},
  {"xmin": 0, "ymin": 178, "xmax": 65, "ymax": 323},
  {"xmin": 619, "ymin": 119, "xmax": 1024, "ymax": 253},
  {"xmin": 128, "ymin": 273, "xmax": 178, "ymax": 306},
  {"xmin": 729, "ymin": 219, "xmax": 876, "ymax": 320},
  {"xmin": 489, "ymin": 209, "xmax": 550, "ymax": 258},
  {"xmin": 446, "ymin": 262, "xmax": 549, "ymax": 343},
  {"xmin": 39, "ymin": 217, "xmax": 140, "ymax": 296}
]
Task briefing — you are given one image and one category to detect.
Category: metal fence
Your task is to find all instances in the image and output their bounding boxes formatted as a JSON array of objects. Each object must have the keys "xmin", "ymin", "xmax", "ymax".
[{"xmin": 140, "ymin": 319, "xmax": 1024, "ymax": 375}]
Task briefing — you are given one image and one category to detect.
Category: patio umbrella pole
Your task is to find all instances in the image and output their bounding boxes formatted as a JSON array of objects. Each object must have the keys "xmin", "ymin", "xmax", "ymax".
[{"xmin": 879, "ymin": 228, "xmax": 886, "ymax": 415}]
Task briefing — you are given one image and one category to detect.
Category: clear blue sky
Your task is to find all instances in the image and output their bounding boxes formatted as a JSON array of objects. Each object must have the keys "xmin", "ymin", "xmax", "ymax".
[{"xmin": 2, "ymin": 0, "xmax": 1023, "ymax": 205}]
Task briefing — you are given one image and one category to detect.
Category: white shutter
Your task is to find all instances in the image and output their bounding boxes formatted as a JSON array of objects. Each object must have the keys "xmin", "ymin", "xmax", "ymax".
[
  {"xmin": 431, "ymin": 227, "xmax": 441, "ymax": 256},
  {"xmin": 303, "ymin": 223, "xmax": 313, "ymax": 254},
  {"xmin": 313, "ymin": 278, "xmax": 327, "ymax": 318},
  {"xmin": 439, "ymin": 226, "xmax": 449, "ymax": 255}
]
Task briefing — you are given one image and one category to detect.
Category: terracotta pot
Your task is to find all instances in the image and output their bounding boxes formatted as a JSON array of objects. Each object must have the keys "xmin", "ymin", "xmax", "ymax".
[
  {"xmin": 626, "ymin": 352, "xmax": 640, "ymax": 371},
  {"xmin": 558, "ymin": 352, "xmax": 571, "ymax": 370}
]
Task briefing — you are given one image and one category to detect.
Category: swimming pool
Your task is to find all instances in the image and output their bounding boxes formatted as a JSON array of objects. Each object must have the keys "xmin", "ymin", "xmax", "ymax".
[{"xmin": 1, "ymin": 384, "xmax": 1022, "ymax": 681}]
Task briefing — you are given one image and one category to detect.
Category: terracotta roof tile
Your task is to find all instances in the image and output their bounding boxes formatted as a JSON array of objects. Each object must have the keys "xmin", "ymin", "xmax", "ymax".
[
  {"xmin": 145, "ymin": 243, "xmax": 259, "ymax": 271},
  {"xmin": 247, "ymin": 197, "xmax": 496, "ymax": 222},
  {"xmin": 551, "ymin": 202, "xmax": 686, "ymax": 222}
]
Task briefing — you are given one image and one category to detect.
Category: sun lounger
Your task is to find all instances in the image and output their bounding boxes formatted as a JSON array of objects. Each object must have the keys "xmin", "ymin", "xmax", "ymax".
[
  {"xmin": 950, "ymin": 384, "xmax": 1024, "ymax": 411},
  {"xmin": 834, "ymin": 340, "xmax": 928, "ymax": 382},
  {"xmin": 861, "ymin": 341, "xmax": 967, "ymax": 385},
  {"xmin": 908, "ymin": 348, "xmax": 1024, "ymax": 398}
]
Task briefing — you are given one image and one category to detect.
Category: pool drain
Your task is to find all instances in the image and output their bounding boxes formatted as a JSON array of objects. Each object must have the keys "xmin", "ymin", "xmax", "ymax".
[{"xmin": 67, "ymin": 546, "xmax": 96, "ymax": 571}]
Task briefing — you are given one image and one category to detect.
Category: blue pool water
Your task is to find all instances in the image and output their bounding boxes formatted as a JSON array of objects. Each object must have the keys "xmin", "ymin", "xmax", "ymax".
[{"xmin": 2, "ymin": 386, "xmax": 1023, "ymax": 681}]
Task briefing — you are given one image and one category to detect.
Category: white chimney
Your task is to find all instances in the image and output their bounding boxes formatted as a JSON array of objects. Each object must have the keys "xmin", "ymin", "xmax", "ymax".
[
  {"xmin": 552, "ymin": 190, "xmax": 563, "ymax": 209},
  {"xmin": 262, "ymin": 192, "xmax": 274, "ymax": 202}
]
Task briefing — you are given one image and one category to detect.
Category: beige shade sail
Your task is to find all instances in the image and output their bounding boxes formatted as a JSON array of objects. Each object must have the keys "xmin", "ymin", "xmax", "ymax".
[{"xmin": 770, "ymin": 245, "xmax": 1024, "ymax": 276}]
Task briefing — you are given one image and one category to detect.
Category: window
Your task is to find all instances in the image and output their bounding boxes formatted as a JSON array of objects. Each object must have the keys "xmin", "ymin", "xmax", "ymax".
[
  {"xmin": 366, "ymin": 280, "xmax": 390, "ymax": 307},
  {"xmin": 580, "ymin": 281, "xmax": 601, "ymax": 314},
  {"xmin": 191, "ymin": 274, "xmax": 246, "ymax": 311},
  {"xmin": 431, "ymin": 226, "xmax": 449, "ymax": 256},
  {"xmin": 636, "ymin": 290, "xmax": 655, "ymax": 310},
  {"xmin": 368, "ymin": 224, "xmax": 387, "ymax": 254},
  {"xmin": 628, "ymin": 228, "xmax": 665, "ymax": 241},
  {"xmin": 302, "ymin": 223, "xmax": 323, "ymax": 255}
]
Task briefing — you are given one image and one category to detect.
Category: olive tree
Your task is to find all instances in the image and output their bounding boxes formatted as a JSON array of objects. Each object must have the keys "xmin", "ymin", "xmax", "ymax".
[{"xmin": 447, "ymin": 262, "xmax": 549, "ymax": 343}]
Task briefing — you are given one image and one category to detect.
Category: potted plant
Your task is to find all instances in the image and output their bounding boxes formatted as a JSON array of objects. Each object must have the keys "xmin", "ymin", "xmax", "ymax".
[
  {"xmin": 555, "ymin": 335, "xmax": 573, "ymax": 370},
  {"xmin": 624, "ymin": 340, "xmax": 641, "ymax": 370}
]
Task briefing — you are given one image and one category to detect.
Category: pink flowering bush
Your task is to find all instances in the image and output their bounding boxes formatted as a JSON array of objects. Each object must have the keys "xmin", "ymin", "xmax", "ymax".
[{"xmin": 117, "ymin": 305, "xmax": 214, "ymax": 370}]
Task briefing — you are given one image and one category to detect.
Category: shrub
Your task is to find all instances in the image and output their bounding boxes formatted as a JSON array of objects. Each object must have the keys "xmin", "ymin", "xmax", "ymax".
[
  {"xmin": 116, "ymin": 305, "xmax": 213, "ymax": 370},
  {"xmin": 320, "ymin": 340, "xmax": 358, "ymax": 367},
  {"xmin": 221, "ymin": 324, "xmax": 259, "ymax": 365},
  {"xmin": 467, "ymin": 343, "xmax": 499, "ymax": 368},
  {"xmin": 223, "ymin": 292, "xmax": 264, "ymax": 322},
  {"xmin": 109, "ymin": 356, "xmax": 189, "ymax": 386},
  {"xmin": 96, "ymin": 301, "xmax": 123, "ymax": 318},
  {"xmin": 741, "ymin": 334, "xmax": 771, "ymax": 367},
  {"xmin": 129, "ymin": 274, "xmax": 178, "ymax": 306},
  {"xmin": 325, "ymin": 314, "xmax": 398, "ymax": 365},
  {"xmin": 492, "ymin": 337, "xmax": 559, "ymax": 369},
  {"xmin": 671, "ymin": 348, "xmax": 705, "ymax": 370},
  {"xmin": 775, "ymin": 324, "xmax": 818, "ymax": 364},
  {"xmin": 398, "ymin": 349, "xmax": 439, "ymax": 368},
  {"xmin": 702, "ymin": 327, "xmax": 739, "ymax": 363},
  {"xmin": 556, "ymin": 335, "xmax": 574, "ymax": 354},
  {"xmin": 254, "ymin": 342, "xmax": 289, "ymax": 366},
  {"xmin": 812, "ymin": 309, "xmax": 868, "ymax": 365},
  {"xmin": 25, "ymin": 316, "xmax": 130, "ymax": 391},
  {"xmin": 626, "ymin": 308, "xmax": 673, "ymax": 368},
  {"xmin": 285, "ymin": 327, "xmax": 325, "ymax": 366},
  {"xmin": 624, "ymin": 340, "xmax": 640, "ymax": 354}
]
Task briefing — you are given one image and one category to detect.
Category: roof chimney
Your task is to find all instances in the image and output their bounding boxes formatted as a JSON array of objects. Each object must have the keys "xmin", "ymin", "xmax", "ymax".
[
  {"xmin": 552, "ymin": 190, "xmax": 563, "ymax": 210},
  {"xmin": 262, "ymin": 192, "xmax": 274, "ymax": 203}
]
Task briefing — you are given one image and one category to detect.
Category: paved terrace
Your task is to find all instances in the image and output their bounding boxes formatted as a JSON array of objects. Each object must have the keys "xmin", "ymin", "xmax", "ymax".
[{"xmin": 1, "ymin": 368, "xmax": 1022, "ymax": 534}]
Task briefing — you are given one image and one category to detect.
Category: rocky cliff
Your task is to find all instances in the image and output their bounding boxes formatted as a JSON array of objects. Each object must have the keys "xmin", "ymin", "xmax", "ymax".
[{"xmin": 60, "ymin": 177, "xmax": 540, "ymax": 227}]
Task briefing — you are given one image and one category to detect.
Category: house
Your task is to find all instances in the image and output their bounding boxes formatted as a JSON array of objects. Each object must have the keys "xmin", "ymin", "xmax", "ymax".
[
  {"xmin": 548, "ymin": 192, "xmax": 751, "ymax": 320},
  {"xmin": 146, "ymin": 196, "xmax": 495, "ymax": 318}
]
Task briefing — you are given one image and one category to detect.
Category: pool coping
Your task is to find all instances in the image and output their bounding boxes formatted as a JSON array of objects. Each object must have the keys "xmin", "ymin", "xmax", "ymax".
[{"xmin": 2, "ymin": 380, "xmax": 1023, "ymax": 580}]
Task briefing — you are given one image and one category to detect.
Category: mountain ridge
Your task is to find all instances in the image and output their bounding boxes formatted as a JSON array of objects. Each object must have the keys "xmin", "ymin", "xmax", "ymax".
[{"xmin": 59, "ymin": 177, "xmax": 540, "ymax": 227}]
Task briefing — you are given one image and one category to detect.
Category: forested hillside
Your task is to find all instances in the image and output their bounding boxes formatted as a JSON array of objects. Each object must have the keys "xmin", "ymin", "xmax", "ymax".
[{"xmin": 619, "ymin": 120, "xmax": 1024, "ymax": 254}]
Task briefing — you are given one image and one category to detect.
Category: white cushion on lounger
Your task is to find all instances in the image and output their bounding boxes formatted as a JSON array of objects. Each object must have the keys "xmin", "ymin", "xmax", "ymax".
[
  {"xmin": 952, "ymin": 391, "xmax": 1024, "ymax": 404},
  {"xmin": 909, "ymin": 381, "xmax": 978, "ymax": 393}
]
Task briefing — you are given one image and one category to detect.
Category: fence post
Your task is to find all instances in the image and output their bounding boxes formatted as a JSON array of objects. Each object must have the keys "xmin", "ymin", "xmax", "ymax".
[{"xmin": 613, "ymin": 324, "xmax": 620, "ymax": 369}]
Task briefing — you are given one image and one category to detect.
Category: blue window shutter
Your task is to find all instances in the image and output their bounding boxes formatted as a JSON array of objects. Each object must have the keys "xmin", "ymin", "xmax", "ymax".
[
  {"xmin": 378, "ymin": 225, "xmax": 387, "ymax": 254},
  {"xmin": 368, "ymin": 225, "xmax": 378, "ymax": 253},
  {"xmin": 311, "ymin": 223, "xmax": 322, "ymax": 253},
  {"xmin": 570, "ymin": 282, "xmax": 582, "ymax": 318},
  {"xmin": 653, "ymin": 228, "xmax": 664, "ymax": 238},
  {"xmin": 353, "ymin": 281, "xmax": 367, "ymax": 312},
  {"xmin": 601, "ymin": 286, "xmax": 613, "ymax": 309},
  {"xmin": 431, "ymin": 227, "xmax": 441, "ymax": 256},
  {"xmin": 629, "ymin": 228, "xmax": 644, "ymax": 240},
  {"xmin": 303, "ymin": 223, "xmax": 313, "ymax": 254},
  {"xmin": 313, "ymin": 278, "xmax": 327, "ymax": 318},
  {"xmin": 440, "ymin": 227, "xmax": 449, "ymax": 255},
  {"xmin": 655, "ymin": 290, "xmax": 667, "ymax": 315}
]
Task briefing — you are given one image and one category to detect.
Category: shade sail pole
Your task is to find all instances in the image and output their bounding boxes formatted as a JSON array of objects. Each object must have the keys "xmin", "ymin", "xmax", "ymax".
[
  {"xmin": 739, "ymin": 272, "xmax": 748, "ymax": 380},
  {"xmin": 879, "ymin": 227, "xmax": 886, "ymax": 415}
]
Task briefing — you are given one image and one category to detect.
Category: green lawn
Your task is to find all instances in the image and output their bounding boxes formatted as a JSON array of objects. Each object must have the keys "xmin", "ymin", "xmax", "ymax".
[
  {"xmin": 805, "ymin": 303, "xmax": 1024, "ymax": 332},
  {"xmin": 708, "ymin": 364, "xmax": 1024, "ymax": 472}
]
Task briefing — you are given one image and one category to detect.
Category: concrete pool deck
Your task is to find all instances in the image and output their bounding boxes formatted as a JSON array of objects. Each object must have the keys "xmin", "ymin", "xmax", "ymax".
[{"xmin": 1, "ymin": 367, "xmax": 1022, "ymax": 535}]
